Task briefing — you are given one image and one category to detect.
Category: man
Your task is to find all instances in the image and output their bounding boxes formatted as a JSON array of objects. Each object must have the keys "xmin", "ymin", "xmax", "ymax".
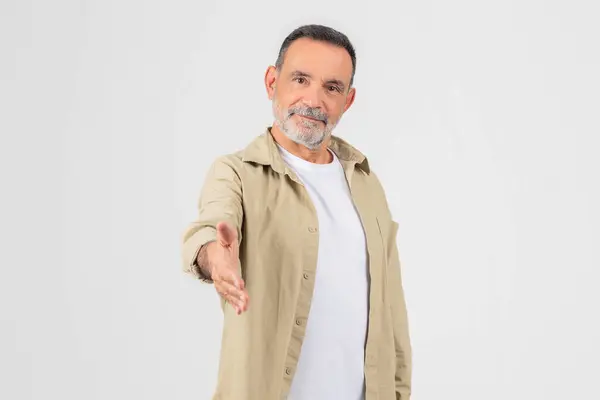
[{"xmin": 181, "ymin": 24, "xmax": 412, "ymax": 400}]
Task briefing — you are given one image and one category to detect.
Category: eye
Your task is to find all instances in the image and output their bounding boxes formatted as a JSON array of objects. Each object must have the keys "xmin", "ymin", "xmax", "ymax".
[
  {"xmin": 327, "ymin": 85, "xmax": 341, "ymax": 93},
  {"xmin": 294, "ymin": 77, "xmax": 307, "ymax": 84}
]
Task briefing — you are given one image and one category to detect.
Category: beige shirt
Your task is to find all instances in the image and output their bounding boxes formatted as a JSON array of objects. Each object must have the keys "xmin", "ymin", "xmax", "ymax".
[{"xmin": 181, "ymin": 128, "xmax": 412, "ymax": 400}]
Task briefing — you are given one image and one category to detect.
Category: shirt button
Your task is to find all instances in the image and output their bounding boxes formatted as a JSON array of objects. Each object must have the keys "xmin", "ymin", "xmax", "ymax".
[
  {"xmin": 295, "ymin": 318, "xmax": 302, "ymax": 326},
  {"xmin": 303, "ymin": 272, "xmax": 309, "ymax": 280},
  {"xmin": 308, "ymin": 226, "xmax": 317, "ymax": 233},
  {"xmin": 285, "ymin": 367, "xmax": 292, "ymax": 375}
]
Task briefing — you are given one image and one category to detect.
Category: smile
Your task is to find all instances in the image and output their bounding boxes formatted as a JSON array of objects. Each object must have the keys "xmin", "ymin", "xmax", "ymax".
[{"xmin": 295, "ymin": 114, "xmax": 323, "ymax": 123}]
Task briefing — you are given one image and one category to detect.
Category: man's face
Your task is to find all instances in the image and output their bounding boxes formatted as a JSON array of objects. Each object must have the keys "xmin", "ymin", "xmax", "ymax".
[{"xmin": 267, "ymin": 38, "xmax": 356, "ymax": 150}]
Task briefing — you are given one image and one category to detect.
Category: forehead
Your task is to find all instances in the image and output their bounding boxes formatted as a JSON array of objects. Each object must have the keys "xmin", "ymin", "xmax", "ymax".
[{"xmin": 280, "ymin": 38, "xmax": 353, "ymax": 84}]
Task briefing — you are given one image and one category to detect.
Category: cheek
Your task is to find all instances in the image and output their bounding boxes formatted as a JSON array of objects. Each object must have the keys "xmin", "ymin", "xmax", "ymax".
[
  {"xmin": 275, "ymin": 94, "xmax": 296, "ymax": 112},
  {"xmin": 325, "ymin": 99, "xmax": 346, "ymax": 120},
  {"xmin": 275, "ymin": 84, "xmax": 299, "ymax": 103}
]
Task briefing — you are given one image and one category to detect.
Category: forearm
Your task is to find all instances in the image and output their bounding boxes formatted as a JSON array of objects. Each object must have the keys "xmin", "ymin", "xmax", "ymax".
[
  {"xmin": 180, "ymin": 155, "xmax": 244, "ymax": 282},
  {"xmin": 191, "ymin": 241, "xmax": 216, "ymax": 282},
  {"xmin": 196, "ymin": 241, "xmax": 216, "ymax": 278}
]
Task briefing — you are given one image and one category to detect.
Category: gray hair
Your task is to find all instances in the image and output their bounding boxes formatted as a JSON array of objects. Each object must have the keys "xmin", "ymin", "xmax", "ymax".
[{"xmin": 275, "ymin": 24, "xmax": 357, "ymax": 87}]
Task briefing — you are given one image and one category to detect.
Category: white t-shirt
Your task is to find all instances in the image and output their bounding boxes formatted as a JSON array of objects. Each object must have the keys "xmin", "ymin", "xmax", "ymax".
[{"xmin": 277, "ymin": 144, "xmax": 369, "ymax": 400}]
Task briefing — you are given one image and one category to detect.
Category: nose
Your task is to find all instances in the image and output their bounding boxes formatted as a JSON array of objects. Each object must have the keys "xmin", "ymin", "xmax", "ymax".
[{"xmin": 301, "ymin": 85, "xmax": 325, "ymax": 109}]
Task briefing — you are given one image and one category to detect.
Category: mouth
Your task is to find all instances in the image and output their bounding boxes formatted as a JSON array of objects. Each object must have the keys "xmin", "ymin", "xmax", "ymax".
[{"xmin": 294, "ymin": 114, "xmax": 323, "ymax": 123}]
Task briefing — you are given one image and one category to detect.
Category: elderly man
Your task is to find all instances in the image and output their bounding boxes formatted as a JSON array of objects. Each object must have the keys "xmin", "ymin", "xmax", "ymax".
[{"xmin": 181, "ymin": 24, "xmax": 412, "ymax": 400}]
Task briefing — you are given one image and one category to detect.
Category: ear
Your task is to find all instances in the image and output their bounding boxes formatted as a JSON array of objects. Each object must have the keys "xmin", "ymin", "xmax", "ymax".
[
  {"xmin": 343, "ymin": 87, "xmax": 356, "ymax": 112},
  {"xmin": 264, "ymin": 65, "xmax": 278, "ymax": 100}
]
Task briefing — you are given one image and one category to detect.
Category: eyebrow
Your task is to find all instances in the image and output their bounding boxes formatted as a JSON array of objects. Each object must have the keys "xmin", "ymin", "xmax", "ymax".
[{"xmin": 290, "ymin": 70, "xmax": 347, "ymax": 91}]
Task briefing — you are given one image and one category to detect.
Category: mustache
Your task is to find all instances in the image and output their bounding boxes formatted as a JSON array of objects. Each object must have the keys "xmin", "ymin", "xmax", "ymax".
[{"xmin": 287, "ymin": 106, "xmax": 328, "ymax": 124}]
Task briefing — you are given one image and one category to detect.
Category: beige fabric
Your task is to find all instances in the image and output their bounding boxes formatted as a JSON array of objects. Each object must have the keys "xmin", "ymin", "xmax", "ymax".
[{"xmin": 181, "ymin": 127, "xmax": 412, "ymax": 400}]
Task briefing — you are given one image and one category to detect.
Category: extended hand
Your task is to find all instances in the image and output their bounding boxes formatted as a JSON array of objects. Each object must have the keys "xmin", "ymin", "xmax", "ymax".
[{"xmin": 208, "ymin": 221, "xmax": 250, "ymax": 315}]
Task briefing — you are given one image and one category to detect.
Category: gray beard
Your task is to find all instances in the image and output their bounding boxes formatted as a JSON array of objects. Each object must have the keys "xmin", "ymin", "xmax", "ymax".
[
  {"xmin": 272, "ymin": 101, "xmax": 338, "ymax": 150},
  {"xmin": 274, "ymin": 117, "xmax": 331, "ymax": 150}
]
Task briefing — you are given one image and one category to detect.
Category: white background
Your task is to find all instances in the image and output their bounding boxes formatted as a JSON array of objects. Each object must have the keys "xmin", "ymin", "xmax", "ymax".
[{"xmin": 1, "ymin": 1, "xmax": 599, "ymax": 399}]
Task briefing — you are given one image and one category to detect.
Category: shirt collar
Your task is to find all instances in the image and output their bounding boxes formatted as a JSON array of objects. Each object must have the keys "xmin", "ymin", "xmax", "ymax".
[{"xmin": 241, "ymin": 127, "xmax": 370, "ymax": 175}]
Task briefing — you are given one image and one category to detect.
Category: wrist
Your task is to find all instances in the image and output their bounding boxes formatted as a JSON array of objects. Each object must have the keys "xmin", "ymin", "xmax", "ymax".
[{"xmin": 197, "ymin": 241, "xmax": 216, "ymax": 279}]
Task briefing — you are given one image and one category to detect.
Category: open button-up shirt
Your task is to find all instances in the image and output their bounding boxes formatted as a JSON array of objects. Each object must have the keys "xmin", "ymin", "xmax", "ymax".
[{"xmin": 181, "ymin": 128, "xmax": 412, "ymax": 400}]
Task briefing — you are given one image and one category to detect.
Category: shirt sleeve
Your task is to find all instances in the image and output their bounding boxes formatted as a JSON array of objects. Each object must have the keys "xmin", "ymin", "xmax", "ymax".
[
  {"xmin": 181, "ymin": 155, "xmax": 244, "ymax": 283},
  {"xmin": 370, "ymin": 170, "xmax": 413, "ymax": 399},
  {"xmin": 386, "ymin": 220, "xmax": 413, "ymax": 399}
]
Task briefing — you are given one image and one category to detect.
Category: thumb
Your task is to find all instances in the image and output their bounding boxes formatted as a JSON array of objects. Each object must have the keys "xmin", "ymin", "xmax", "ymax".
[{"xmin": 216, "ymin": 221, "xmax": 238, "ymax": 247}]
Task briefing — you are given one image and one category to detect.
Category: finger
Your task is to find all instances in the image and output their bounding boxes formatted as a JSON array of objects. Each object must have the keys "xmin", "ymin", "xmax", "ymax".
[
  {"xmin": 230, "ymin": 288, "xmax": 249, "ymax": 311},
  {"xmin": 218, "ymin": 283, "xmax": 248, "ymax": 313},
  {"xmin": 237, "ymin": 289, "xmax": 249, "ymax": 312},
  {"xmin": 216, "ymin": 279, "xmax": 244, "ymax": 301},
  {"xmin": 223, "ymin": 293, "xmax": 242, "ymax": 314},
  {"xmin": 233, "ymin": 276, "xmax": 245, "ymax": 291},
  {"xmin": 227, "ymin": 292, "xmax": 247, "ymax": 314},
  {"xmin": 216, "ymin": 221, "xmax": 238, "ymax": 247},
  {"xmin": 240, "ymin": 292, "xmax": 249, "ymax": 312},
  {"xmin": 220, "ymin": 270, "xmax": 245, "ymax": 291}
]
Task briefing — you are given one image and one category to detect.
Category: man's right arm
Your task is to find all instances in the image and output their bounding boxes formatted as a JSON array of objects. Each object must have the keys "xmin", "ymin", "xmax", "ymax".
[
  {"xmin": 190, "ymin": 240, "xmax": 216, "ymax": 281},
  {"xmin": 181, "ymin": 155, "xmax": 243, "ymax": 283}
]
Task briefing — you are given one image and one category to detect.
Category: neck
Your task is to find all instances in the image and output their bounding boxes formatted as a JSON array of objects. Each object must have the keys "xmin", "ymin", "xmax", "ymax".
[{"xmin": 270, "ymin": 124, "xmax": 333, "ymax": 164}]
